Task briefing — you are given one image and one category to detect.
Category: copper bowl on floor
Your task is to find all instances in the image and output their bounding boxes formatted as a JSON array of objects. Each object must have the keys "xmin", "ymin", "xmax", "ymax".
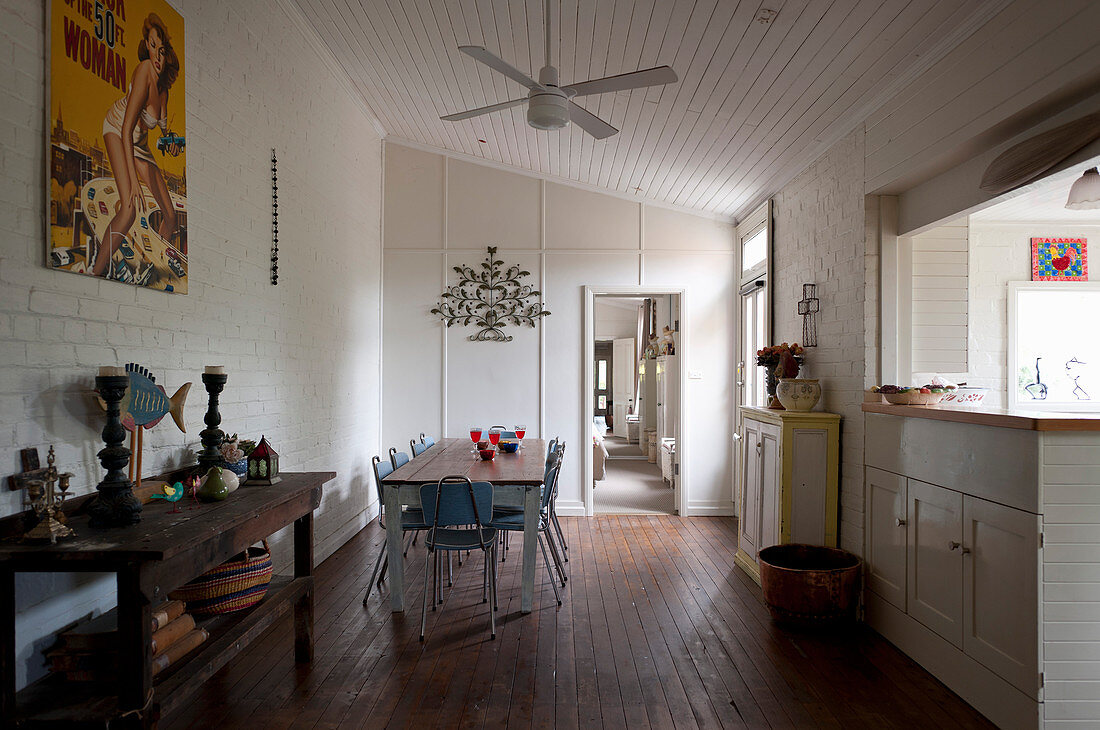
[{"xmin": 758, "ymin": 544, "xmax": 862, "ymax": 625}]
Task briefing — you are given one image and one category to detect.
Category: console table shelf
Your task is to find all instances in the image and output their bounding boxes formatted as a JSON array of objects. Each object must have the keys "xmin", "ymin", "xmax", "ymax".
[{"xmin": 0, "ymin": 471, "xmax": 333, "ymax": 729}]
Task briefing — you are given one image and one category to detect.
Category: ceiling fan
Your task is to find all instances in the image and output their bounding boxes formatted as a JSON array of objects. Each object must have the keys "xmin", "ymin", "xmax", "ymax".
[{"xmin": 441, "ymin": 0, "xmax": 678, "ymax": 140}]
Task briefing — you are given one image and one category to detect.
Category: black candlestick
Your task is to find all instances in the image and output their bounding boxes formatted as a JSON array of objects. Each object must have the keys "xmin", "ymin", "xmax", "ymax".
[
  {"xmin": 198, "ymin": 371, "xmax": 228, "ymax": 472},
  {"xmin": 88, "ymin": 374, "xmax": 142, "ymax": 528}
]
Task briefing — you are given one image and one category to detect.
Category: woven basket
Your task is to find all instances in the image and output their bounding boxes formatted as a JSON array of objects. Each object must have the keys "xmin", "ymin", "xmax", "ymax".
[{"xmin": 169, "ymin": 540, "xmax": 273, "ymax": 615}]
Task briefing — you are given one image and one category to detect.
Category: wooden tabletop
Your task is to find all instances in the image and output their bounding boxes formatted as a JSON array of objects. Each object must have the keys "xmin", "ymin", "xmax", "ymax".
[
  {"xmin": 0, "ymin": 472, "xmax": 334, "ymax": 564},
  {"xmin": 386, "ymin": 438, "xmax": 547, "ymax": 486},
  {"xmin": 862, "ymin": 402, "xmax": 1100, "ymax": 431}
]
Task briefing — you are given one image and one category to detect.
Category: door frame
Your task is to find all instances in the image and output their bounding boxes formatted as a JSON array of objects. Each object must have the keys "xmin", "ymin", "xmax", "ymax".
[{"xmin": 583, "ymin": 286, "xmax": 688, "ymax": 517}]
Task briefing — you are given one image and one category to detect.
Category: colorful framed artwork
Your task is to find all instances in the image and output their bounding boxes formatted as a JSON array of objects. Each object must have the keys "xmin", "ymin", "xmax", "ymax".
[
  {"xmin": 48, "ymin": 0, "xmax": 187, "ymax": 293},
  {"xmin": 1032, "ymin": 237, "xmax": 1087, "ymax": 281}
]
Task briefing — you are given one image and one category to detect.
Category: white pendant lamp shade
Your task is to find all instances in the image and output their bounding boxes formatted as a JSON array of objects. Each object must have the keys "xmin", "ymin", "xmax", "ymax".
[{"xmin": 1066, "ymin": 167, "xmax": 1100, "ymax": 210}]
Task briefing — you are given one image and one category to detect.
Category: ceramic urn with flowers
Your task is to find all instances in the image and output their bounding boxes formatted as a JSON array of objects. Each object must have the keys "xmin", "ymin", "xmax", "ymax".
[{"xmin": 755, "ymin": 343, "xmax": 809, "ymax": 409}]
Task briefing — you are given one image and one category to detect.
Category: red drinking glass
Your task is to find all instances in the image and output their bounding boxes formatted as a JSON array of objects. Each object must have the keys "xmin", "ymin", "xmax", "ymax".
[
  {"xmin": 488, "ymin": 428, "xmax": 502, "ymax": 446},
  {"xmin": 514, "ymin": 424, "xmax": 527, "ymax": 441},
  {"xmin": 469, "ymin": 427, "xmax": 483, "ymax": 452}
]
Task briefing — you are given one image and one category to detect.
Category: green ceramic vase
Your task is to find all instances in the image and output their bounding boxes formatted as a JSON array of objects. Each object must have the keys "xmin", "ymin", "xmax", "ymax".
[{"xmin": 197, "ymin": 466, "xmax": 230, "ymax": 502}]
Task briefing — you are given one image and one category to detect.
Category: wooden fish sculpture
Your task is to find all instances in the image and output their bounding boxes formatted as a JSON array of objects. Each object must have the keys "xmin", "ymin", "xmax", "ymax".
[{"xmin": 118, "ymin": 364, "xmax": 190, "ymax": 433}]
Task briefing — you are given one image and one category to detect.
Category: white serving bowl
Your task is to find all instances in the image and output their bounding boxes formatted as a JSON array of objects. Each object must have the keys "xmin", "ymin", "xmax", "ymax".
[{"xmin": 939, "ymin": 387, "xmax": 988, "ymax": 405}]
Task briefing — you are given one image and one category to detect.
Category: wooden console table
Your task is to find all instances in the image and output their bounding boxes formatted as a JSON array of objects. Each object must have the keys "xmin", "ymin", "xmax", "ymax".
[{"xmin": 0, "ymin": 471, "xmax": 333, "ymax": 728}]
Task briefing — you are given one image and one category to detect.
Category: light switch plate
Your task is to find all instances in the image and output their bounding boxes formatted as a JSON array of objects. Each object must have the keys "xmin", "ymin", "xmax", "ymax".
[{"xmin": 688, "ymin": 370, "xmax": 703, "ymax": 380}]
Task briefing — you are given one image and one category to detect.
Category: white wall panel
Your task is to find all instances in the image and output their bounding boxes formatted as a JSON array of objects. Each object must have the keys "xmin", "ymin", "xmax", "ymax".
[
  {"xmin": 384, "ymin": 143, "xmax": 444, "ymax": 249},
  {"xmin": 644, "ymin": 206, "xmax": 734, "ymax": 251},
  {"xmin": 447, "ymin": 159, "xmax": 541, "ymax": 250},
  {"xmin": 545, "ymin": 182, "xmax": 640, "ymax": 250}
]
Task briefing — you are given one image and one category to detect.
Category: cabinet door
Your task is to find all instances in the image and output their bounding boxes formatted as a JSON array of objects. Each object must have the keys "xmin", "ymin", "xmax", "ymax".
[
  {"xmin": 907, "ymin": 479, "xmax": 964, "ymax": 647},
  {"xmin": 738, "ymin": 420, "xmax": 762, "ymax": 559},
  {"xmin": 963, "ymin": 496, "xmax": 1039, "ymax": 695},
  {"xmin": 865, "ymin": 467, "xmax": 907, "ymax": 610},
  {"xmin": 758, "ymin": 422, "xmax": 782, "ymax": 552},
  {"xmin": 789, "ymin": 428, "xmax": 828, "ymax": 545}
]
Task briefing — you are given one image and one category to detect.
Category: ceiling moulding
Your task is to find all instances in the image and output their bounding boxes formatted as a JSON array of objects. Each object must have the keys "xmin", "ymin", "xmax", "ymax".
[
  {"xmin": 277, "ymin": 0, "xmax": 387, "ymax": 138},
  {"xmin": 385, "ymin": 138, "xmax": 735, "ymax": 224},
  {"xmin": 726, "ymin": 0, "xmax": 1016, "ymax": 225}
]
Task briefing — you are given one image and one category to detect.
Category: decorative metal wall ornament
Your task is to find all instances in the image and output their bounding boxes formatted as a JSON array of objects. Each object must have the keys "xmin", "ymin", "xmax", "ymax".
[
  {"xmin": 271, "ymin": 149, "xmax": 279, "ymax": 286},
  {"xmin": 798, "ymin": 283, "xmax": 819, "ymax": 347},
  {"xmin": 432, "ymin": 246, "xmax": 550, "ymax": 342}
]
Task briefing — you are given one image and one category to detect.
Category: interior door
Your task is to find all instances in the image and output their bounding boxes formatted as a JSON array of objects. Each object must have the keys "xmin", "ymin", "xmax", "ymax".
[
  {"xmin": 865, "ymin": 467, "xmax": 907, "ymax": 610},
  {"xmin": 612, "ymin": 337, "xmax": 635, "ymax": 438},
  {"xmin": 907, "ymin": 479, "xmax": 964, "ymax": 647},
  {"xmin": 735, "ymin": 280, "xmax": 768, "ymax": 504},
  {"xmin": 963, "ymin": 496, "xmax": 1039, "ymax": 694}
]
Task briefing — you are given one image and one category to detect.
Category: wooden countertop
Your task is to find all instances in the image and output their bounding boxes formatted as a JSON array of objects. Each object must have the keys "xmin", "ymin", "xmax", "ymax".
[{"xmin": 862, "ymin": 402, "xmax": 1100, "ymax": 431}]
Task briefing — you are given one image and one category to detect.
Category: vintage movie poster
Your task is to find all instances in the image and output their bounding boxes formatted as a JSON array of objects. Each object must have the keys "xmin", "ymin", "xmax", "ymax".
[{"xmin": 48, "ymin": 0, "xmax": 187, "ymax": 293}]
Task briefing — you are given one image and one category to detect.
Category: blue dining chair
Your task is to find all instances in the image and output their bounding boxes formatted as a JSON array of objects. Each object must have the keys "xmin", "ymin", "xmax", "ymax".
[
  {"xmin": 363, "ymin": 455, "xmax": 428, "ymax": 604},
  {"xmin": 411, "ymin": 439, "xmax": 428, "ymax": 457},
  {"xmin": 549, "ymin": 442, "xmax": 569, "ymax": 555},
  {"xmin": 420, "ymin": 433, "xmax": 436, "ymax": 448},
  {"xmin": 419, "ymin": 476, "xmax": 498, "ymax": 641},
  {"xmin": 488, "ymin": 462, "xmax": 566, "ymax": 606},
  {"xmin": 390, "ymin": 447, "xmax": 410, "ymax": 471},
  {"xmin": 488, "ymin": 425, "xmax": 518, "ymax": 439}
]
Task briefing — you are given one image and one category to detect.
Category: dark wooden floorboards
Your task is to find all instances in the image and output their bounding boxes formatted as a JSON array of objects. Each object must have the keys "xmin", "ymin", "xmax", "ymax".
[{"xmin": 163, "ymin": 516, "xmax": 995, "ymax": 729}]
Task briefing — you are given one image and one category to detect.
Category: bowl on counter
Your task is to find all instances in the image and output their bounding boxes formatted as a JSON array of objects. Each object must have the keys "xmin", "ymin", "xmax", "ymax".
[
  {"xmin": 882, "ymin": 391, "xmax": 945, "ymax": 406},
  {"xmin": 478, "ymin": 448, "xmax": 496, "ymax": 461},
  {"xmin": 939, "ymin": 386, "xmax": 988, "ymax": 405}
]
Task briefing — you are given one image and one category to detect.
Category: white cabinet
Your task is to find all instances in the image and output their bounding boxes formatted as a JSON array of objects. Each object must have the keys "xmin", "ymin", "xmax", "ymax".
[
  {"xmin": 655, "ymin": 355, "xmax": 679, "ymax": 445},
  {"xmin": 734, "ymin": 408, "xmax": 840, "ymax": 584},
  {"xmin": 638, "ymin": 360, "xmax": 657, "ymax": 435},
  {"xmin": 864, "ymin": 467, "xmax": 1040, "ymax": 698},
  {"xmin": 962, "ymin": 496, "xmax": 1039, "ymax": 694},
  {"xmin": 907, "ymin": 479, "xmax": 964, "ymax": 648},
  {"xmin": 864, "ymin": 467, "xmax": 907, "ymax": 610}
]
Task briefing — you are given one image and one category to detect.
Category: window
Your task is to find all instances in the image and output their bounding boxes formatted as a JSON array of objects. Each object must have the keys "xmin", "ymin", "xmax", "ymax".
[
  {"xmin": 597, "ymin": 360, "xmax": 607, "ymax": 391},
  {"xmin": 741, "ymin": 227, "xmax": 767, "ymax": 276},
  {"xmin": 737, "ymin": 201, "xmax": 771, "ymax": 410}
]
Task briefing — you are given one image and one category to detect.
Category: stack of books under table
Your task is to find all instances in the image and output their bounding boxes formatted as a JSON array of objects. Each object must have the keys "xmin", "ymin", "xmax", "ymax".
[{"xmin": 47, "ymin": 599, "xmax": 208, "ymax": 681}]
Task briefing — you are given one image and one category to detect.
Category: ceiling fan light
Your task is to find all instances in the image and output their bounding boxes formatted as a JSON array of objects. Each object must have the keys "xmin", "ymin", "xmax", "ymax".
[
  {"xmin": 527, "ymin": 93, "xmax": 570, "ymax": 131},
  {"xmin": 1066, "ymin": 167, "xmax": 1100, "ymax": 210}
]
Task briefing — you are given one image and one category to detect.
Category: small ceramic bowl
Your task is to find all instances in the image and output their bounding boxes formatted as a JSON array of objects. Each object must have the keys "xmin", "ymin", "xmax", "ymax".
[
  {"xmin": 498, "ymin": 441, "xmax": 519, "ymax": 453},
  {"xmin": 477, "ymin": 440, "xmax": 490, "ymax": 450},
  {"xmin": 479, "ymin": 448, "xmax": 496, "ymax": 461}
]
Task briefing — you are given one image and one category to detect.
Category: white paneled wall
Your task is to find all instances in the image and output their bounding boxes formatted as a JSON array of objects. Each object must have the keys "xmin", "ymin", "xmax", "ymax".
[
  {"xmin": 0, "ymin": 0, "xmax": 383, "ymax": 689},
  {"xmin": 381, "ymin": 142, "xmax": 736, "ymax": 515},
  {"xmin": 968, "ymin": 223, "xmax": 1100, "ymax": 408},
  {"xmin": 910, "ymin": 217, "xmax": 969, "ymax": 376}
]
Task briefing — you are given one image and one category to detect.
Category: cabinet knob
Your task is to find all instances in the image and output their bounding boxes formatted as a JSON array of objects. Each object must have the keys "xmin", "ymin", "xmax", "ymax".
[
  {"xmin": 949, "ymin": 541, "xmax": 961, "ymax": 551},
  {"xmin": 895, "ymin": 518, "xmax": 906, "ymax": 527},
  {"xmin": 756, "ymin": 442, "xmax": 762, "ymax": 450},
  {"xmin": 961, "ymin": 546, "xmax": 971, "ymax": 555}
]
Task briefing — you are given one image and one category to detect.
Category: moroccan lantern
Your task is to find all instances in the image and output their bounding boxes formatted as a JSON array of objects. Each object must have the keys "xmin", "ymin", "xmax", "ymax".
[{"xmin": 246, "ymin": 436, "xmax": 281, "ymax": 485}]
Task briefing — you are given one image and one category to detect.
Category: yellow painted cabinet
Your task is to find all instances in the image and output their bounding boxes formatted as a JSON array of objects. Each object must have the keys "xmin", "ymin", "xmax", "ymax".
[{"xmin": 734, "ymin": 407, "xmax": 841, "ymax": 584}]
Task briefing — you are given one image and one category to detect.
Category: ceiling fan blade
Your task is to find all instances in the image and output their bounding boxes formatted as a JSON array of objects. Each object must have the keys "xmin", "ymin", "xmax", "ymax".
[
  {"xmin": 459, "ymin": 46, "xmax": 541, "ymax": 90},
  {"xmin": 441, "ymin": 97, "xmax": 528, "ymax": 122},
  {"xmin": 563, "ymin": 66, "xmax": 678, "ymax": 98},
  {"xmin": 569, "ymin": 101, "xmax": 618, "ymax": 140}
]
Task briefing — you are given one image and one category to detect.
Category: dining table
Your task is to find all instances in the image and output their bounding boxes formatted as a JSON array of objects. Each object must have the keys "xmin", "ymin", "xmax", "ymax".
[{"xmin": 382, "ymin": 437, "xmax": 547, "ymax": 614}]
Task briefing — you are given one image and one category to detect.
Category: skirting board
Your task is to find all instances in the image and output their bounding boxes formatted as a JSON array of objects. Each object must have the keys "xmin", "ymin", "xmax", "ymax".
[
  {"xmin": 865, "ymin": 590, "xmax": 1039, "ymax": 730},
  {"xmin": 555, "ymin": 499, "xmax": 587, "ymax": 516},
  {"xmin": 686, "ymin": 500, "xmax": 736, "ymax": 516}
]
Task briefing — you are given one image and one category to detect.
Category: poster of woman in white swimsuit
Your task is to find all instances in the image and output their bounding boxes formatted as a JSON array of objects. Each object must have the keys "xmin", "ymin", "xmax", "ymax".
[{"xmin": 48, "ymin": 0, "xmax": 187, "ymax": 293}]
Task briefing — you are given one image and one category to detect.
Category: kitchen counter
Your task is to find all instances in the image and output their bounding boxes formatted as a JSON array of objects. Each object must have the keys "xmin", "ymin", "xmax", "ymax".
[{"xmin": 861, "ymin": 401, "xmax": 1100, "ymax": 431}]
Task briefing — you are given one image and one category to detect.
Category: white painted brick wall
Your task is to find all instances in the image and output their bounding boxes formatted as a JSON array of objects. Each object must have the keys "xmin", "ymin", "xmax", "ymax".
[
  {"xmin": 772, "ymin": 127, "xmax": 869, "ymax": 557},
  {"xmin": 0, "ymin": 0, "xmax": 382, "ymax": 688},
  {"xmin": 968, "ymin": 223, "xmax": 1100, "ymax": 408}
]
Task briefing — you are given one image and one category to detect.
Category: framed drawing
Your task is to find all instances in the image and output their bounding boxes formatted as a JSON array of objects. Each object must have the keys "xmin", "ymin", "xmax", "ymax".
[
  {"xmin": 48, "ymin": 0, "xmax": 187, "ymax": 293},
  {"xmin": 1031, "ymin": 237, "xmax": 1087, "ymax": 281}
]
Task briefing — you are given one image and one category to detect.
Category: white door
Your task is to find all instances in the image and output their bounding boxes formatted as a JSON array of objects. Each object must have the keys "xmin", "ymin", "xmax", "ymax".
[
  {"xmin": 738, "ymin": 419, "xmax": 762, "ymax": 560},
  {"xmin": 758, "ymin": 421, "xmax": 782, "ymax": 552},
  {"xmin": 865, "ymin": 467, "xmax": 907, "ymax": 610},
  {"xmin": 907, "ymin": 479, "xmax": 964, "ymax": 647},
  {"xmin": 735, "ymin": 280, "xmax": 768, "ymax": 505},
  {"xmin": 612, "ymin": 337, "xmax": 634, "ymax": 438},
  {"xmin": 962, "ymin": 496, "xmax": 1039, "ymax": 695}
]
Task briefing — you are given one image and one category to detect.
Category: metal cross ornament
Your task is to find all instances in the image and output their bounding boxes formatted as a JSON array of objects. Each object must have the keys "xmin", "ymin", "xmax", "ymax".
[{"xmin": 797, "ymin": 283, "xmax": 819, "ymax": 347}]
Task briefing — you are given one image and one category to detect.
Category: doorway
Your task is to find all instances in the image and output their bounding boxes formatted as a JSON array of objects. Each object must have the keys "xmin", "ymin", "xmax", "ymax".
[{"xmin": 584, "ymin": 290, "xmax": 684, "ymax": 516}]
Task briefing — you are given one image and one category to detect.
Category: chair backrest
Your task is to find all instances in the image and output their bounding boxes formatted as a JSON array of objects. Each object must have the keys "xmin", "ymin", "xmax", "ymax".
[
  {"xmin": 547, "ymin": 438, "xmax": 559, "ymax": 459},
  {"xmin": 411, "ymin": 440, "xmax": 428, "ymax": 457},
  {"xmin": 421, "ymin": 433, "xmax": 436, "ymax": 448},
  {"xmin": 541, "ymin": 463, "xmax": 561, "ymax": 511},
  {"xmin": 390, "ymin": 447, "xmax": 410, "ymax": 471},
  {"xmin": 419, "ymin": 476, "xmax": 494, "ymax": 547},
  {"xmin": 371, "ymin": 455, "xmax": 394, "ymax": 504}
]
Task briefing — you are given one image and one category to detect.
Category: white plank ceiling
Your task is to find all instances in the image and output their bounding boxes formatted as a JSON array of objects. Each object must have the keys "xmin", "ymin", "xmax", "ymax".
[{"xmin": 293, "ymin": 0, "xmax": 1000, "ymax": 221}]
